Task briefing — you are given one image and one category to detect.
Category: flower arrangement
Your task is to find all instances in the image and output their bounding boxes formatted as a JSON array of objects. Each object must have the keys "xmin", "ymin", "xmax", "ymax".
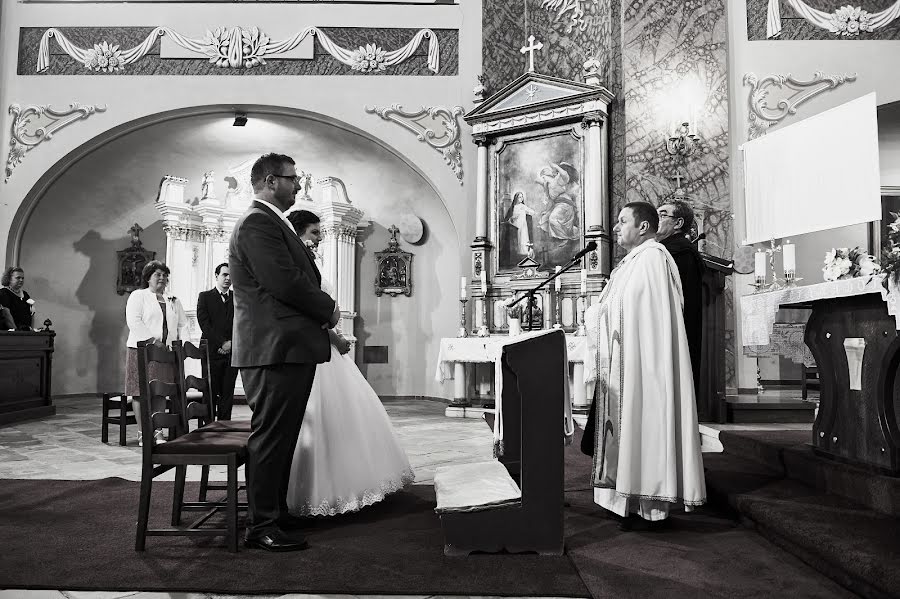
[
  {"xmin": 503, "ymin": 294, "xmax": 525, "ymax": 320},
  {"xmin": 26, "ymin": 298, "xmax": 35, "ymax": 314},
  {"xmin": 822, "ymin": 246, "xmax": 881, "ymax": 282},
  {"xmin": 881, "ymin": 211, "xmax": 900, "ymax": 287},
  {"xmin": 304, "ymin": 238, "xmax": 323, "ymax": 261}
]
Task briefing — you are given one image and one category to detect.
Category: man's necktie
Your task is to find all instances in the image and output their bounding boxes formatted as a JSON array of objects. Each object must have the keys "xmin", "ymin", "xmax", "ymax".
[{"xmin": 221, "ymin": 293, "xmax": 229, "ymax": 303}]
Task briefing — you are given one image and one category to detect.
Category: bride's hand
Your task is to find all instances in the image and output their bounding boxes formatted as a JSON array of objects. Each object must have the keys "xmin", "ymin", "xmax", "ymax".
[{"xmin": 335, "ymin": 335, "xmax": 351, "ymax": 355}]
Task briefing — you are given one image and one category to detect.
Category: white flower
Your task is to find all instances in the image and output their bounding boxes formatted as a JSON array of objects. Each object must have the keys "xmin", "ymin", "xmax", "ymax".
[
  {"xmin": 858, "ymin": 255, "xmax": 881, "ymax": 277},
  {"xmin": 83, "ymin": 41, "xmax": 124, "ymax": 73},
  {"xmin": 26, "ymin": 298, "xmax": 35, "ymax": 305},
  {"xmin": 824, "ymin": 249, "xmax": 836, "ymax": 264}
]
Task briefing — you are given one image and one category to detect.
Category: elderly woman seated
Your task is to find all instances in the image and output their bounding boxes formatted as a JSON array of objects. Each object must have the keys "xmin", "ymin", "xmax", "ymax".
[{"xmin": 0, "ymin": 267, "xmax": 34, "ymax": 331}]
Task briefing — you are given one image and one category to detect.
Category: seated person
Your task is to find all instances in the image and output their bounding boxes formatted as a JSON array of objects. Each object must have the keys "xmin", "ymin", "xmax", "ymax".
[{"xmin": 0, "ymin": 267, "xmax": 34, "ymax": 330}]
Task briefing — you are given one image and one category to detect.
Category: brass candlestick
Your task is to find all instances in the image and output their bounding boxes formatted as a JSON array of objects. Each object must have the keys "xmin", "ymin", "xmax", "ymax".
[
  {"xmin": 553, "ymin": 289, "xmax": 562, "ymax": 329},
  {"xmin": 457, "ymin": 298, "xmax": 469, "ymax": 338}
]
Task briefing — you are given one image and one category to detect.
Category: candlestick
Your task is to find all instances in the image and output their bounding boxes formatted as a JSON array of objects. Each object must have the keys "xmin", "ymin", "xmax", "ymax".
[
  {"xmin": 576, "ymin": 293, "xmax": 587, "ymax": 336},
  {"xmin": 457, "ymin": 298, "xmax": 469, "ymax": 337},
  {"xmin": 580, "ymin": 268, "xmax": 587, "ymax": 294},
  {"xmin": 479, "ymin": 270, "xmax": 487, "ymax": 295},
  {"xmin": 554, "ymin": 265, "xmax": 562, "ymax": 291},
  {"xmin": 460, "ymin": 276, "xmax": 467, "ymax": 300},
  {"xmin": 477, "ymin": 294, "xmax": 490, "ymax": 337}
]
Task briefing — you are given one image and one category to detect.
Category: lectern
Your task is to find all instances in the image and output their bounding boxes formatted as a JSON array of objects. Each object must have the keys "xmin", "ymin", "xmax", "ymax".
[
  {"xmin": 698, "ymin": 253, "xmax": 733, "ymax": 423},
  {"xmin": 0, "ymin": 331, "xmax": 56, "ymax": 424}
]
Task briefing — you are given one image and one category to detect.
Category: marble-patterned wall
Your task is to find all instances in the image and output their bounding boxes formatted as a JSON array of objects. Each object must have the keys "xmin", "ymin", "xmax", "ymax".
[
  {"xmin": 483, "ymin": 0, "xmax": 734, "ymax": 386},
  {"xmin": 747, "ymin": 0, "xmax": 900, "ymax": 40}
]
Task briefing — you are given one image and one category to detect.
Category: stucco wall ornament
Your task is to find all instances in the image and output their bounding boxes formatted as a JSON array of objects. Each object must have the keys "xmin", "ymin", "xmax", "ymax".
[
  {"xmin": 743, "ymin": 71, "xmax": 857, "ymax": 140},
  {"xmin": 37, "ymin": 26, "xmax": 440, "ymax": 73},
  {"xmin": 541, "ymin": 0, "xmax": 596, "ymax": 33},
  {"xmin": 365, "ymin": 104, "xmax": 465, "ymax": 184},
  {"xmin": 766, "ymin": 0, "xmax": 900, "ymax": 38},
  {"xmin": 5, "ymin": 102, "xmax": 106, "ymax": 183}
]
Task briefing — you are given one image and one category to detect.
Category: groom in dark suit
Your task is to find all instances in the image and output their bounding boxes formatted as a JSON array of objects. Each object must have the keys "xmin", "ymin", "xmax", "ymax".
[
  {"xmin": 196, "ymin": 263, "xmax": 238, "ymax": 421},
  {"xmin": 229, "ymin": 153, "xmax": 340, "ymax": 552}
]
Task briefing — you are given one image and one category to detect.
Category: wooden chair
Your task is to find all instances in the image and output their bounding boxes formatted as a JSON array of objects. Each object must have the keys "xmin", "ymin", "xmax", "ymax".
[
  {"xmin": 172, "ymin": 340, "xmax": 250, "ymax": 502},
  {"xmin": 100, "ymin": 391, "xmax": 136, "ymax": 446},
  {"xmin": 134, "ymin": 340, "xmax": 248, "ymax": 552}
]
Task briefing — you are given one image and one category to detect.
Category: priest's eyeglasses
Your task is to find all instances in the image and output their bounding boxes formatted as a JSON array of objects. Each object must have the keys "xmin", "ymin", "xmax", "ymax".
[{"xmin": 657, "ymin": 212, "xmax": 675, "ymax": 219}]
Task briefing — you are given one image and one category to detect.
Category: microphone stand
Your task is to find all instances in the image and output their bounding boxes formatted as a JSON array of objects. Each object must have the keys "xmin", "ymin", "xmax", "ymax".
[{"xmin": 508, "ymin": 258, "xmax": 584, "ymax": 332}]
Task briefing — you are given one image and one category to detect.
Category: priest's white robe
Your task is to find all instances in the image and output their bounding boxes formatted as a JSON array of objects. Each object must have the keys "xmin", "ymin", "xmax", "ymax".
[{"xmin": 584, "ymin": 239, "xmax": 706, "ymax": 520}]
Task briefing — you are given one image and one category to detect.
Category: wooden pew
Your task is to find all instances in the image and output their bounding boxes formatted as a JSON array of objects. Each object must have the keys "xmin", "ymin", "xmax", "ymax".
[{"xmin": 433, "ymin": 330, "xmax": 566, "ymax": 555}]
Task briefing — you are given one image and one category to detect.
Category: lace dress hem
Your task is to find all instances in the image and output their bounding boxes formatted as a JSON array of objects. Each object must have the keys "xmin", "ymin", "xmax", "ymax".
[{"xmin": 290, "ymin": 467, "xmax": 416, "ymax": 517}]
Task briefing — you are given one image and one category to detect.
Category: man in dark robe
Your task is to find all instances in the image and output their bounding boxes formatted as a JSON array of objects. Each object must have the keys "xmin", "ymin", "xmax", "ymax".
[{"xmin": 656, "ymin": 200, "xmax": 704, "ymax": 400}]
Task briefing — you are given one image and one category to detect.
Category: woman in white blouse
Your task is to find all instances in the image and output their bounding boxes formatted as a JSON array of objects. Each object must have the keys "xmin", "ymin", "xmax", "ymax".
[{"xmin": 124, "ymin": 260, "xmax": 189, "ymax": 445}]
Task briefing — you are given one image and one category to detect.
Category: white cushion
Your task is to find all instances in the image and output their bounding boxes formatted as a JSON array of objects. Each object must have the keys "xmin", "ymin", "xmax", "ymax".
[{"xmin": 433, "ymin": 460, "xmax": 521, "ymax": 514}]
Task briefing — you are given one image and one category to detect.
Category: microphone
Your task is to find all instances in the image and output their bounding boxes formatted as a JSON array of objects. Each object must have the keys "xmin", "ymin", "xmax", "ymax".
[{"xmin": 570, "ymin": 241, "xmax": 598, "ymax": 262}]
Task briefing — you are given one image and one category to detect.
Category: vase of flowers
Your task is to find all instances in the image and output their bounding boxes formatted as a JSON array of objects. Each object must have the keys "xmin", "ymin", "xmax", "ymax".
[
  {"xmin": 823, "ymin": 246, "xmax": 881, "ymax": 282},
  {"xmin": 503, "ymin": 294, "xmax": 525, "ymax": 336}
]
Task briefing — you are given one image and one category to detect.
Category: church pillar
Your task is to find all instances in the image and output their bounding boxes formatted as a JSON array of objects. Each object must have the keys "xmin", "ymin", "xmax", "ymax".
[
  {"xmin": 474, "ymin": 135, "xmax": 490, "ymax": 242},
  {"xmin": 582, "ymin": 113, "xmax": 611, "ymax": 276}
]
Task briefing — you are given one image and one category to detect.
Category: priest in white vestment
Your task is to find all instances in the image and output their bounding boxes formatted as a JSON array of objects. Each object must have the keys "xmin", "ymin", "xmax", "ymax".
[{"xmin": 582, "ymin": 201, "xmax": 706, "ymax": 526}]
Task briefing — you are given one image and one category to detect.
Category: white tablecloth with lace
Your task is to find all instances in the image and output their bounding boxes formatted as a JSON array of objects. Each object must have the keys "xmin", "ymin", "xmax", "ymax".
[
  {"xmin": 743, "ymin": 323, "xmax": 816, "ymax": 367},
  {"xmin": 740, "ymin": 275, "xmax": 900, "ymax": 346}
]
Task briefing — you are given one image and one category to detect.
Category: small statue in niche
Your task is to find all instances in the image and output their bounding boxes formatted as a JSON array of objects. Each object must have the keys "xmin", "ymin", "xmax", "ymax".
[
  {"xmin": 375, "ymin": 225, "xmax": 413, "ymax": 297},
  {"xmin": 200, "ymin": 170, "xmax": 217, "ymax": 202}
]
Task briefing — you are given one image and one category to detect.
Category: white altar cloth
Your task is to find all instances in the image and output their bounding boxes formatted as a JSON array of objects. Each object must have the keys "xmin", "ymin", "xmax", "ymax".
[{"xmin": 740, "ymin": 275, "xmax": 899, "ymax": 346}]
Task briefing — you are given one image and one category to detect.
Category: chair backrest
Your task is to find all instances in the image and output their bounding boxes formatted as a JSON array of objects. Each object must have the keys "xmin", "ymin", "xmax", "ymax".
[
  {"xmin": 172, "ymin": 339, "xmax": 215, "ymax": 427},
  {"xmin": 135, "ymin": 340, "xmax": 185, "ymax": 460}
]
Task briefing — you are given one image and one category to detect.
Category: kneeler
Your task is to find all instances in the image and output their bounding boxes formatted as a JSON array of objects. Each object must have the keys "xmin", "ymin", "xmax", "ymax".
[{"xmin": 433, "ymin": 330, "xmax": 566, "ymax": 556}]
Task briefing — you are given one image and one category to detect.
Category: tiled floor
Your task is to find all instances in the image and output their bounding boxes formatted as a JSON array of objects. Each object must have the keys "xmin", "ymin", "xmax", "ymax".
[{"xmin": 1, "ymin": 396, "xmax": 571, "ymax": 599}]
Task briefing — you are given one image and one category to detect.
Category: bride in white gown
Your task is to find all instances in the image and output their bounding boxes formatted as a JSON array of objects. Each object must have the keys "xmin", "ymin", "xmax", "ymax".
[{"xmin": 286, "ymin": 210, "xmax": 415, "ymax": 517}]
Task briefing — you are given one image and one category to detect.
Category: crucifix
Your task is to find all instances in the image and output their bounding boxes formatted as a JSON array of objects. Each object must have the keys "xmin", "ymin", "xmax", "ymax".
[{"xmin": 520, "ymin": 35, "xmax": 544, "ymax": 72}]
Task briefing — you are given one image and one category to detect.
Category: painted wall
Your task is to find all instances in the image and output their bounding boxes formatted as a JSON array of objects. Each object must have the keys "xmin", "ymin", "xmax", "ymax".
[
  {"xmin": 0, "ymin": 0, "xmax": 483, "ymax": 399},
  {"xmin": 728, "ymin": 0, "xmax": 900, "ymax": 388}
]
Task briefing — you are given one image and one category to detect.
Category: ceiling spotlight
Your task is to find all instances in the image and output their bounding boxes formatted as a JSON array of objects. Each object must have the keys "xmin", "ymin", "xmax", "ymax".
[{"xmin": 233, "ymin": 112, "xmax": 248, "ymax": 127}]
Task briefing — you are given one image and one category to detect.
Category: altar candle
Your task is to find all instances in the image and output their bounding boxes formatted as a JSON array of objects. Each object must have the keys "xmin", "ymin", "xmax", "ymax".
[
  {"xmin": 580, "ymin": 268, "xmax": 588, "ymax": 294},
  {"xmin": 460, "ymin": 276, "xmax": 467, "ymax": 299},
  {"xmin": 783, "ymin": 240, "xmax": 796, "ymax": 274},
  {"xmin": 480, "ymin": 270, "xmax": 487, "ymax": 294},
  {"xmin": 555, "ymin": 266, "xmax": 562, "ymax": 291},
  {"xmin": 754, "ymin": 249, "xmax": 766, "ymax": 281}
]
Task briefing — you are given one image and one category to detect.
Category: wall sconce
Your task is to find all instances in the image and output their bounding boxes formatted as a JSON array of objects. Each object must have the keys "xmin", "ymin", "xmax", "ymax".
[
  {"xmin": 665, "ymin": 122, "xmax": 700, "ymax": 157},
  {"xmin": 233, "ymin": 112, "xmax": 248, "ymax": 127}
]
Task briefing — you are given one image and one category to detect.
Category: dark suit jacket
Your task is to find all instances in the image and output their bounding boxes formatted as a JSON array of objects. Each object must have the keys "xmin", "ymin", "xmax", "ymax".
[
  {"xmin": 660, "ymin": 233, "xmax": 704, "ymax": 385},
  {"xmin": 228, "ymin": 200, "xmax": 336, "ymax": 367},
  {"xmin": 197, "ymin": 288, "xmax": 234, "ymax": 357}
]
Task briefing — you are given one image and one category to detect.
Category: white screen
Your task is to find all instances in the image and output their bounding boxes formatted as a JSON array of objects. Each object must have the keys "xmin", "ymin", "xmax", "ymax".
[{"xmin": 742, "ymin": 93, "xmax": 881, "ymax": 245}]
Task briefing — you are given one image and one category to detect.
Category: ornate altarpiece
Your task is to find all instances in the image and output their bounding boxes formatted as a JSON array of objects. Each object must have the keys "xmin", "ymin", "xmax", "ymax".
[{"xmin": 463, "ymin": 70, "xmax": 613, "ymax": 334}]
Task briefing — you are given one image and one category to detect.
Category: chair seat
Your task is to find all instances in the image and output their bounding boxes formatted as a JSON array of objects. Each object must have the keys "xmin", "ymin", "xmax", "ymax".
[
  {"xmin": 154, "ymin": 430, "xmax": 248, "ymax": 456},
  {"xmin": 200, "ymin": 419, "xmax": 252, "ymax": 433}
]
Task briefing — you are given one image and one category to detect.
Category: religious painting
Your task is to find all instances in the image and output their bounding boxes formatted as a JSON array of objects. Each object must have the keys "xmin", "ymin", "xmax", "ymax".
[
  {"xmin": 375, "ymin": 225, "xmax": 413, "ymax": 297},
  {"xmin": 867, "ymin": 186, "xmax": 900, "ymax": 256},
  {"xmin": 494, "ymin": 125, "xmax": 584, "ymax": 273}
]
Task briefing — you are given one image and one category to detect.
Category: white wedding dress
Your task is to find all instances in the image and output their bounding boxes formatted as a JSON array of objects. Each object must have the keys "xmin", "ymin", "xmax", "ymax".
[{"xmin": 286, "ymin": 275, "xmax": 415, "ymax": 517}]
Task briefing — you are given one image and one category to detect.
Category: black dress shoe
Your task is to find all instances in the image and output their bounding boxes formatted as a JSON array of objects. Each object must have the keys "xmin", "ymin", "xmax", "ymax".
[{"xmin": 244, "ymin": 532, "xmax": 310, "ymax": 552}]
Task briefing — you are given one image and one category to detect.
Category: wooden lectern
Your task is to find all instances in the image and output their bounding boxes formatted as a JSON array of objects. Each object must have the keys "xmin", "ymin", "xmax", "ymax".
[
  {"xmin": 698, "ymin": 253, "xmax": 733, "ymax": 423},
  {"xmin": 0, "ymin": 330, "xmax": 56, "ymax": 425},
  {"xmin": 435, "ymin": 330, "xmax": 566, "ymax": 555}
]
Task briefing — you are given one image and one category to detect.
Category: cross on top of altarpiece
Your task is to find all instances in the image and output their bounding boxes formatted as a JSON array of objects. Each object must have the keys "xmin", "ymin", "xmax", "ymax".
[{"xmin": 520, "ymin": 34, "xmax": 544, "ymax": 73}]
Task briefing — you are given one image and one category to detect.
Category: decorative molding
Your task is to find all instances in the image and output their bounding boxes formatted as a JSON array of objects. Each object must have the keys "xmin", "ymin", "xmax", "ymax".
[
  {"xmin": 162, "ymin": 223, "xmax": 204, "ymax": 242},
  {"xmin": 541, "ymin": 0, "xmax": 593, "ymax": 33},
  {"xmin": 5, "ymin": 102, "xmax": 106, "ymax": 183},
  {"xmin": 365, "ymin": 104, "xmax": 465, "ymax": 184},
  {"xmin": 37, "ymin": 26, "xmax": 439, "ymax": 73},
  {"xmin": 743, "ymin": 71, "xmax": 857, "ymax": 140},
  {"xmin": 766, "ymin": 0, "xmax": 900, "ymax": 38},
  {"xmin": 471, "ymin": 99, "xmax": 608, "ymax": 135}
]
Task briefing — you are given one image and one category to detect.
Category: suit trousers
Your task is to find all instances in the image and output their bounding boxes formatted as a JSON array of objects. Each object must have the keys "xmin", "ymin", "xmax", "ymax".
[
  {"xmin": 241, "ymin": 362, "xmax": 316, "ymax": 537},
  {"xmin": 209, "ymin": 355, "xmax": 239, "ymax": 421}
]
